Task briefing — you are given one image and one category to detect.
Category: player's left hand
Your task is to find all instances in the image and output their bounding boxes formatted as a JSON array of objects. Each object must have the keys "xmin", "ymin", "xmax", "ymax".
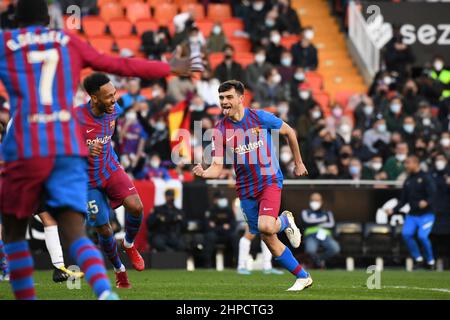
[{"xmin": 293, "ymin": 163, "xmax": 308, "ymax": 177}]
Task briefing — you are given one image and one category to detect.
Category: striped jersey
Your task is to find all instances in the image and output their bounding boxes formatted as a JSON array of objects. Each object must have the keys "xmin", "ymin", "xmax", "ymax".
[
  {"xmin": 74, "ymin": 102, "xmax": 122, "ymax": 188},
  {"xmin": 212, "ymin": 108, "xmax": 284, "ymax": 199},
  {"xmin": 0, "ymin": 26, "xmax": 170, "ymax": 162}
]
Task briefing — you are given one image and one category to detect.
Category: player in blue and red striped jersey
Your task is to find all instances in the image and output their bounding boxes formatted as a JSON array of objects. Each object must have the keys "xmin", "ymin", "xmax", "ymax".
[
  {"xmin": 0, "ymin": 0, "xmax": 199, "ymax": 300},
  {"xmin": 74, "ymin": 73, "xmax": 144, "ymax": 289},
  {"xmin": 193, "ymin": 80, "xmax": 313, "ymax": 291}
]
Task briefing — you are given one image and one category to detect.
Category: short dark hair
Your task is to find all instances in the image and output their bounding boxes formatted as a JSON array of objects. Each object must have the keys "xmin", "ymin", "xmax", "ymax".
[
  {"xmin": 15, "ymin": 0, "xmax": 50, "ymax": 27},
  {"xmin": 218, "ymin": 80, "xmax": 245, "ymax": 95},
  {"xmin": 83, "ymin": 73, "xmax": 111, "ymax": 95}
]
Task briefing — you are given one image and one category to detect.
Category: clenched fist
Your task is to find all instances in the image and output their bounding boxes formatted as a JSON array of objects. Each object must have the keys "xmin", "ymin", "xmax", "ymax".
[
  {"xmin": 294, "ymin": 163, "xmax": 308, "ymax": 177},
  {"xmin": 192, "ymin": 164, "xmax": 205, "ymax": 177}
]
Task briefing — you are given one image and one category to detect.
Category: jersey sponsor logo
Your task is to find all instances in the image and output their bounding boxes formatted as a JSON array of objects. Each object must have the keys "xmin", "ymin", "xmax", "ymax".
[
  {"xmin": 86, "ymin": 135, "xmax": 112, "ymax": 146},
  {"xmin": 6, "ymin": 31, "xmax": 70, "ymax": 51},
  {"xmin": 234, "ymin": 140, "xmax": 264, "ymax": 155},
  {"xmin": 28, "ymin": 110, "xmax": 71, "ymax": 124}
]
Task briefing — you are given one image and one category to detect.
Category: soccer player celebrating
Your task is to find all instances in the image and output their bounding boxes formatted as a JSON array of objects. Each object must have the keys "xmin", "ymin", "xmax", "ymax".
[
  {"xmin": 74, "ymin": 73, "xmax": 145, "ymax": 288},
  {"xmin": 0, "ymin": 0, "xmax": 199, "ymax": 299},
  {"xmin": 193, "ymin": 80, "xmax": 313, "ymax": 291}
]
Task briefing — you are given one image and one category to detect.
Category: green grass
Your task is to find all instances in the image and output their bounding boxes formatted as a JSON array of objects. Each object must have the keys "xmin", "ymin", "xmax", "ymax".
[{"xmin": 1, "ymin": 269, "xmax": 450, "ymax": 300}]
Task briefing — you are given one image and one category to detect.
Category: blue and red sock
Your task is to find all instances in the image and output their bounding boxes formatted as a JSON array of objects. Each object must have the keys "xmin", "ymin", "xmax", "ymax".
[
  {"xmin": 98, "ymin": 234, "xmax": 122, "ymax": 270},
  {"xmin": 275, "ymin": 247, "xmax": 309, "ymax": 278},
  {"xmin": 4, "ymin": 241, "xmax": 36, "ymax": 300},
  {"xmin": 0, "ymin": 239, "xmax": 10, "ymax": 276},
  {"xmin": 70, "ymin": 237, "xmax": 112, "ymax": 298},
  {"xmin": 278, "ymin": 215, "xmax": 289, "ymax": 234},
  {"xmin": 124, "ymin": 212, "xmax": 142, "ymax": 245}
]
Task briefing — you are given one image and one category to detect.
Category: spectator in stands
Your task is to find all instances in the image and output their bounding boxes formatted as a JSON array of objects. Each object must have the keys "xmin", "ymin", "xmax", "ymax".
[
  {"xmin": 189, "ymin": 95, "xmax": 210, "ymax": 130},
  {"xmin": 60, "ymin": 0, "xmax": 97, "ymax": 16},
  {"xmin": 167, "ymin": 75, "xmax": 196, "ymax": 102},
  {"xmin": 347, "ymin": 157, "xmax": 363, "ymax": 181},
  {"xmin": 438, "ymin": 97, "xmax": 450, "ymax": 132},
  {"xmin": 266, "ymin": 29, "xmax": 283, "ymax": 65},
  {"xmin": 277, "ymin": 50, "xmax": 295, "ymax": 82},
  {"xmin": 146, "ymin": 82, "xmax": 176, "ymax": 119},
  {"xmin": 118, "ymin": 78, "xmax": 146, "ymax": 111},
  {"xmin": 0, "ymin": 0, "xmax": 16, "ymax": 29},
  {"xmin": 204, "ymin": 191, "xmax": 237, "ymax": 269},
  {"xmin": 207, "ymin": 23, "xmax": 227, "ymax": 53},
  {"xmin": 416, "ymin": 101, "xmax": 442, "ymax": 141},
  {"xmin": 414, "ymin": 137, "xmax": 430, "ymax": 171},
  {"xmin": 429, "ymin": 55, "xmax": 450, "ymax": 100},
  {"xmin": 300, "ymin": 192, "xmax": 340, "ymax": 268},
  {"xmin": 147, "ymin": 189, "xmax": 187, "ymax": 252},
  {"xmin": 245, "ymin": 46, "xmax": 273, "ymax": 91},
  {"xmin": 253, "ymin": 67, "xmax": 289, "ymax": 108},
  {"xmin": 291, "ymin": 27, "xmax": 318, "ymax": 70},
  {"xmin": 288, "ymin": 66, "xmax": 306, "ymax": 97},
  {"xmin": 363, "ymin": 118, "xmax": 391, "ymax": 155},
  {"xmin": 380, "ymin": 142, "xmax": 409, "ymax": 181},
  {"xmin": 350, "ymin": 128, "xmax": 374, "ymax": 162},
  {"xmin": 383, "ymin": 33, "xmax": 415, "ymax": 80},
  {"xmin": 289, "ymin": 82, "xmax": 315, "ymax": 122},
  {"xmin": 401, "ymin": 116, "xmax": 418, "ymax": 150},
  {"xmin": 247, "ymin": 3, "xmax": 277, "ymax": 47},
  {"xmin": 430, "ymin": 153, "xmax": 450, "ymax": 235},
  {"xmin": 196, "ymin": 68, "xmax": 220, "ymax": 107},
  {"xmin": 276, "ymin": 0, "xmax": 301, "ymax": 35},
  {"xmin": 387, "ymin": 155, "xmax": 437, "ymax": 270},
  {"xmin": 172, "ymin": 11, "xmax": 195, "ymax": 47},
  {"xmin": 354, "ymin": 97, "xmax": 378, "ymax": 131},
  {"xmin": 296, "ymin": 104, "xmax": 323, "ymax": 141},
  {"xmin": 142, "ymin": 27, "xmax": 172, "ymax": 60},
  {"xmin": 402, "ymin": 79, "xmax": 423, "ymax": 116},
  {"xmin": 439, "ymin": 132, "xmax": 450, "ymax": 160},
  {"xmin": 135, "ymin": 153, "xmax": 171, "ymax": 181},
  {"xmin": 362, "ymin": 154, "xmax": 385, "ymax": 180},
  {"xmin": 214, "ymin": 44, "xmax": 245, "ymax": 84},
  {"xmin": 140, "ymin": 114, "xmax": 172, "ymax": 161},
  {"xmin": 319, "ymin": 161, "xmax": 341, "ymax": 179}
]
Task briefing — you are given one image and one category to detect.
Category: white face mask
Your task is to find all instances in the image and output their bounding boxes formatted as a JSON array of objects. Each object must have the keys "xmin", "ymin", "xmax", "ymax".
[
  {"xmin": 155, "ymin": 121, "xmax": 166, "ymax": 131},
  {"xmin": 150, "ymin": 160, "xmax": 160, "ymax": 168},
  {"xmin": 372, "ymin": 162, "xmax": 383, "ymax": 171},
  {"xmin": 310, "ymin": 201, "xmax": 321, "ymax": 211},
  {"xmin": 271, "ymin": 34, "xmax": 281, "ymax": 45},
  {"xmin": 294, "ymin": 72, "xmax": 305, "ymax": 81},
  {"xmin": 299, "ymin": 90, "xmax": 310, "ymax": 100},
  {"xmin": 349, "ymin": 165, "xmax": 361, "ymax": 176},
  {"xmin": 396, "ymin": 154, "xmax": 407, "ymax": 162},
  {"xmin": 278, "ymin": 104, "xmax": 289, "ymax": 115},
  {"xmin": 253, "ymin": 2, "xmax": 264, "ymax": 11},
  {"xmin": 152, "ymin": 89, "xmax": 160, "ymax": 98},
  {"xmin": 435, "ymin": 160, "xmax": 447, "ymax": 171},
  {"xmin": 363, "ymin": 105, "xmax": 373, "ymax": 116},
  {"xmin": 280, "ymin": 152, "xmax": 292, "ymax": 163},
  {"xmin": 304, "ymin": 30, "xmax": 314, "ymax": 40},
  {"xmin": 383, "ymin": 76, "xmax": 392, "ymax": 85},
  {"xmin": 311, "ymin": 110, "xmax": 321, "ymax": 119},
  {"xmin": 217, "ymin": 198, "xmax": 228, "ymax": 208},
  {"xmin": 403, "ymin": 124, "xmax": 415, "ymax": 134},
  {"xmin": 255, "ymin": 54, "xmax": 266, "ymax": 64},
  {"xmin": 125, "ymin": 111, "xmax": 137, "ymax": 121},
  {"xmin": 272, "ymin": 73, "xmax": 281, "ymax": 84},
  {"xmin": 377, "ymin": 123, "xmax": 387, "ymax": 133},
  {"xmin": 441, "ymin": 137, "xmax": 450, "ymax": 148},
  {"xmin": 212, "ymin": 26, "xmax": 221, "ymax": 35},
  {"xmin": 390, "ymin": 103, "xmax": 401, "ymax": 114},
  {"xmin": 281, "ymin": 57, "xmax": 292, "ymax": 67},
  {"xmin": 340, "ymin": 124, "xmax": 352, "ymax": 134},
  {"xmin": 434, "ymin": 61, "xmax": 444, "ymax": 71},
  {"xmin": 332, "ymin": 107, "xmax": 343, "ymax": 118}
]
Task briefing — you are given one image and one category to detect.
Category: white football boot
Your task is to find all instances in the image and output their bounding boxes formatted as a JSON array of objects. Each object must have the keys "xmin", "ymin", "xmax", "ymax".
[
  {"xmin": 282, "ymin": 211, "xmax": 302, "ymax": 248},
  {"xmin": 287, "ymin": 275, "xmax": 313, "ymax": 291}
]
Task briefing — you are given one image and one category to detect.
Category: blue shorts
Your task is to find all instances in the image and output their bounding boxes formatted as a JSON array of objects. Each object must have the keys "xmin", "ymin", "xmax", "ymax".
[
  {"xmin": 1, "ymin": 156, "xmax": 88, "ymax": 218},
  {"xmin": 86, "ymin": 188, "xmax": 112, "ymax": 228},
  {"xmin": 240, "ymin": 185, "xmax": 282, "ymax": 234}
]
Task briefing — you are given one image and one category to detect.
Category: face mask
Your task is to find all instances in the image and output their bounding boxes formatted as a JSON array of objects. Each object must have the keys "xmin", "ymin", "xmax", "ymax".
[
  {"xmin": 349, "ymin": 165, "xmax": 361, "ymax": 176},
  {"xmin": 377, "ymin": 123, "xmax": 387, "ymax": 133},
  {"xmin": 304, "ymin": 30, "xmax": 314, "ymax": 40},
  {"xmin": 278, "ymin": 104, "xmax": 289, "ymax": 115},
  {"xmin": 271, "ymin": 34, "xmax": 281, "ymax": 44},
  {"xmin": 294, "ymin": 72, "xmax": 305, "ymax": 81},
  {"xmin": 280, "ymin": 152, "xmax": 292, "ymax": 163},
  {"xmin": 372, "ymin": 162, "xmax": 383, "ymax": 171},
  {"xmin": 212, "ymin": 26, "xmax": 221, "ymax": 35},
  {"xmin": 189, "ymin": 36, "xmax": 198, "ymax": 43},
  {"xmin": 253, "ymin": 2, "xmax": 264, "ymax": 11},
  {"xmin": 152, "ymin": 89, "xmax": 160, "ymax": 98},
  {"xmin": 340, "ymin": 124, "xmax": 351, "ymax": 134},
  {"xmin": 311, "ymin": 110, "xmax": 321, "ymax": 119},
  {"xmin": 422, "ymin": 118, "xmax": 431, "ymax": 126},
  {"xmin": 435, "ymin": 160, "xmax": 447, "ymax": 171},
  {"xmin": 332, "ymin": 107, "xmax": 343, "ymax": 118},
  {"xmin": 125, "ymin": 112, "xmax": 137, "ymax": 121},
  {"xmin": 190, "ymin": 104, "xmax": 205, "ymax": 112},
  {"xmin": 363, "ymin": 105, "xmax": 373, "ymax": 116},
  {"xmin": 217, "ymin": 198, "xmax": 228, "ymax": 208},
  {"xmin": 403, "ymin": 124, "xmax": 415, "ymax": 134},
  {"xmin": 390, "ymin": 103, "xmax": 401, "ymax": 114},
  {"xmin": 383, "ymin": 76, "xmax": 392, "ymax": 85},
  {"xmin": 155, "ymin": 121, "xmax": 166, "ymax": 131},
  {"xmin": 299, "ymin": 90, "xmax": 310, "ymax": 100},
  {"xmin": 255, "ymin": 54, "xmax": 266, "ymax": 64},
  {"xmin": 434, "ymin": 61, "xmax": 444, "ymax": 71},
  {"xmin": 150, "ymin": 160, "xmax": 160, "ymax": 168},
  {"xmin": 281, "ymin": 57, "xmax": 292, "ymax": 67},
  {"xmin": 272, "ymin": 73, "xmax": 281, "ymax": 84},
  {"xmin": 441, "ymin": 137, "xmax": 450, "ymax": 148},
  {"xmin": 396, "ymin": 154, "xmax": 406, "ymax": 162},
  {"xmin": 310, "ymin": 201, "xmax": 321, "ymax": 211}
]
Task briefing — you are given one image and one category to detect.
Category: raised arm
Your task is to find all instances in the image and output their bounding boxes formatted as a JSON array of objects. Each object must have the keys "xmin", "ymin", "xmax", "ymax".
[
  {"xmin": 279, "ymin": 121, "xmax": 308, "ymax": 177},
  {"xmin": 192, "ymin": 156, "xmax": 224, "ymax": 179}
]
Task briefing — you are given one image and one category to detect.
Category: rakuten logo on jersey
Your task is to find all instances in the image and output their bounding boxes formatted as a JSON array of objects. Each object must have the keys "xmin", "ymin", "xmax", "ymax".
[
  {"xmin": 234, "ymin": 140, "xmax": 264, "ymax": 155},
  {"xmin": 400, "ymin": 24, "xmax": 450, "ymax": 45},
  {"xmin": 86, "ymin": 135, "xmax": 111, "ymax": 146}
]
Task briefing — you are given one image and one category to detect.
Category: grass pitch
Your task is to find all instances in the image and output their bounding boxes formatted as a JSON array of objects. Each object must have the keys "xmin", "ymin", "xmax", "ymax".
[{"xmin": 1, "ymin": 269, "xmax": 450, "ymax": 300}]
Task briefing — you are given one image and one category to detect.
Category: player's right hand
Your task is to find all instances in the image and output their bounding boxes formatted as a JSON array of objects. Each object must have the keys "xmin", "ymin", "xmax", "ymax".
[
  {"xmin": 89, "ymin": 143, "xmax": 102, "ymax": 157},
  {"xmin": 192, "ymin": 164, "xmax": 205, "ymax": 178}
]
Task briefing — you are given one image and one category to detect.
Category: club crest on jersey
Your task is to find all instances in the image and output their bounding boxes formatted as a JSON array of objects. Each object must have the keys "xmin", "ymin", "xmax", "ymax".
[{"xmin": 251, "ymin": 126, "xmax": 261, "ymax": 135}]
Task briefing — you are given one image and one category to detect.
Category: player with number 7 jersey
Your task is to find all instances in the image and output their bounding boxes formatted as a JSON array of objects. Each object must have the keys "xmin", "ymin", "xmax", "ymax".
[{"xmin": 0, "ymin": 0, "xmax": 199, "ymax": 301}]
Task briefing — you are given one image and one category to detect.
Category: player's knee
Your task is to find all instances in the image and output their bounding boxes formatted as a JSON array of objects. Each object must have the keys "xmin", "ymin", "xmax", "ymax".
[
  {"xmin": 97, "ymin": 224, "xmax": 113, "ymax": 237},
  {"xmin": 417, "ymin": 233, "xmax": 429, "ymax": 243},
  {"xmin": 402, "ymin": 229, "xmax": 414, "ymax": 239},
  {"xmin": 258, "ymin": 221, "xmax": 276, "ymax": 235},
  {"xmin": 128, "ymin": 199, "xmax": 144, "ymax": 216}
]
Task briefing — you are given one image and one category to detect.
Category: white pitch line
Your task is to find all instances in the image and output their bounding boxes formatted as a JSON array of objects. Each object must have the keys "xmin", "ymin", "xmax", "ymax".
[{"xmin": 384, "ymin": 286, "xmax": 450, "ymax": 294}]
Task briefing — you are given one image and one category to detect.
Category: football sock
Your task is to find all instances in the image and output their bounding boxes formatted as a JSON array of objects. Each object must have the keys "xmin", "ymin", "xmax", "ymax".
[
  {"xmin": 44, "ymin": 226, "xmax": 65, "ymax": 269},
  {"xmin": 5, "ymin": 241, "xmax": 36, "ymax": 300},
  {"xmin": 124, "ymin": 212, "xmax": 142, "ymax": 246},
  {"xmin": 0, "ymin": 239, "xmax": 9, "ymax": 275},
  {"xmin": 261, "ymin": 240, "xmax": 273, "ymax": 270},
  {"xmin": 277, "ymin": 214, "xmax": 289, "ymax": 234},
  {"xmin": 98, "ymin": 233, "xmax": 123, "ymax": 270},
  {"xmin": 275, "ymin": 247, "xmax": 309, "ymax": 278},
  {"xmin": 237, "ymin": 237, "xmax": 251, "ymax": 269},
  {"xmin": 70, "ymin": 237, "xmax": 111, "ymax": 298}
]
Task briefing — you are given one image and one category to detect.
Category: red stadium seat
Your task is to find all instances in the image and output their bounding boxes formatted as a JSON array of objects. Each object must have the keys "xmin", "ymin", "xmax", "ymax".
[
  {"xmin": 108, "ymin": 18, "xmax": 133, "ymax": 37},
  {"xmin": 243, "ymin": 90, "xmax": 253, "ymax": 107},
  {"xmin": 100, "ymin": 2, "xmax": 124, "ymax": 22},
  {"xmin": 208, "ymin": 52, "xmax": 224, "ymax": 70},
  {"xmin": 174, "ymin": 0, "xmax": 196, "ymax": 6},
  {"xmin": 147, "ymin": 0, "xmax": 174, "ymax": 9},
  {"xmin": 280, "ymin": 35, "xmax": 300, "ymax": 50},
  {"xmin": 119, "ymin": 0, "xmax": 144, "ymax": 6},
  {"xmin": 334, "ymin": 90, "xmax": 356, "ymax": 109},
  {"xmin": 305, "ymin": 71, "xmax": 323, "ymax": 92},
  {"xmin": 195, "ymin": 19, "xmax": 214, "ymax": 37},
  {"xmin": 97, "ymin": 0, "xmax": 117, "ymax": 6},
  {"xmin": 313, "ymin": 91, "xmax": 331, "ymax": 113},
  {"xmin": 154, "ymin": 3, "xmax": 178, "ymax": 26},
  {"xmin": 126, "ymin": 2, "xmax": 151, "ymax": 23},
  {"xmin": 134, "ymin": 18, "xmax": 159, "ymax": 35},
  {"xmin": 235, "ymin": 52, "xmax": 254, "ymax": 68},
  {"xmin": 115, "ymin": 35, "xmax": 142, "ymax": 54},
  {"xmin": 180, "ymin": 4, "xmax": 205, "ymax": 20},
  {"xmin": 88, "ymin": 35, "xmax": 115, "ymax": 54},
  {"xmin": 208, "ymin": 4, "xmax": 231, "ymax": 22},
  {"xmin": 228, "ymin": 37, "xmax": 251, "ymax": 52},
  {"xmin": 81, "ymin": 16, "xmax": 107, "ymax": 37},
  {"xmin": 221, "ymin": 18, "xmax": 244, "ymax": 38},
  {"xmin": 141, "ymin": 88, "xmax": 153, "ymax": 100}
]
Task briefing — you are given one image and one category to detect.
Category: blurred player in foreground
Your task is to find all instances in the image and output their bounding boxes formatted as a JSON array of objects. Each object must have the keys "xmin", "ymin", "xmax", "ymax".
[
  {"xmin": 193, "ymin": 80, "xmax": 312, "ymax": 291},
  {"xmin": 0, "ymin": 0, "xmax": 199, "ymax": 299}
]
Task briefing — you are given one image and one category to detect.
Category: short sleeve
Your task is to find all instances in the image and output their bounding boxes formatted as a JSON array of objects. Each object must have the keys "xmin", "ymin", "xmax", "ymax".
[
  {"xmin": 256, "ymin": 110, "xmax": 283, "ymax": 129},
  {"xmin": 114, "ymin": 103, "xmax": 124, "ymax": 117}
]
